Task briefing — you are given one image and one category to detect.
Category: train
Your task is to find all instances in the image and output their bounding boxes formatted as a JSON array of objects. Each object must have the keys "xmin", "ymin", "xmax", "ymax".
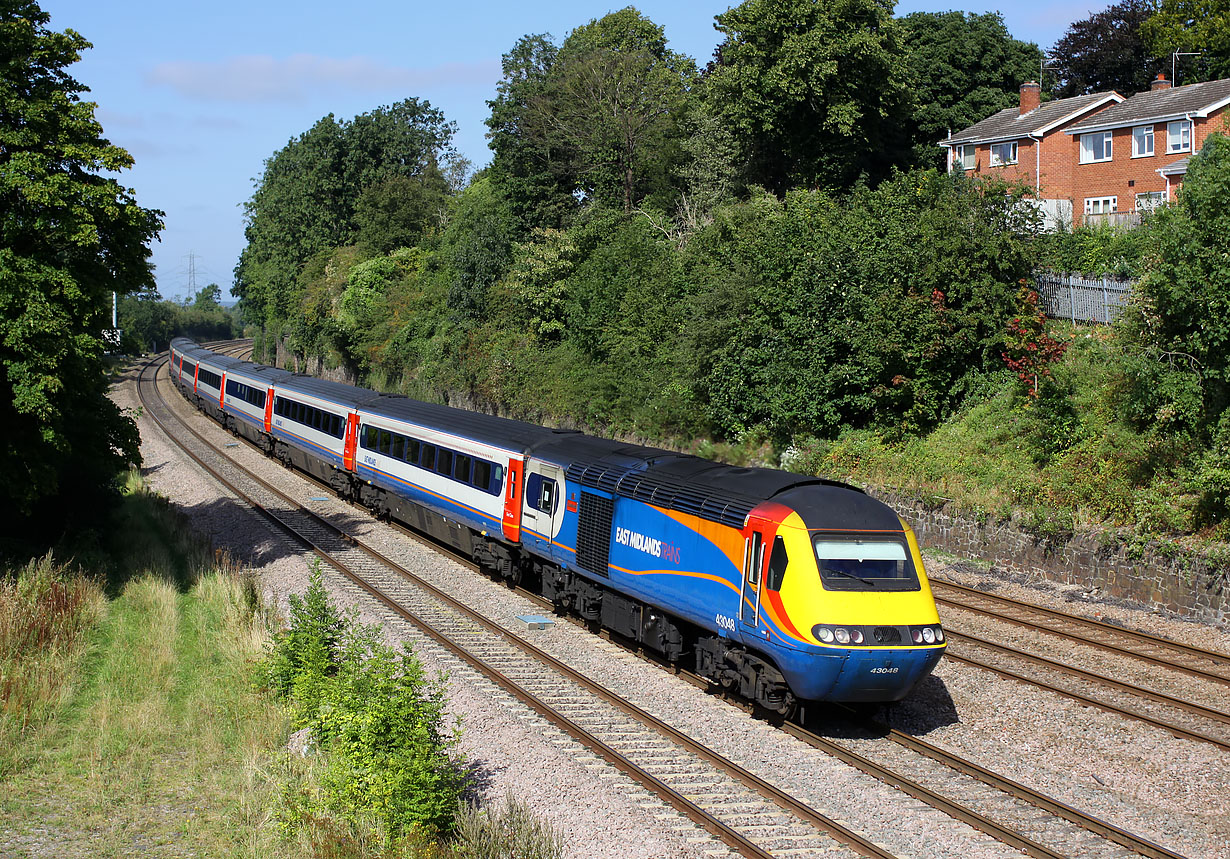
[{"xmin": 169, "ymin": 338, "xmax": 946, "ymax": 713}]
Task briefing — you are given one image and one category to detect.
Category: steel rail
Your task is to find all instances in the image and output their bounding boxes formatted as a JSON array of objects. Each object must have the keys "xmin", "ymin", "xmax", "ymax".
[
  {"xmin": 137, "ymin": 353, "xmax": 892, "ymax": 859},
  {"xmin": 932, "ymin": 579, "xmax": 1230, "ymax": 687},
  {"xmin": 946, "ymin": 628, "xmax": 1230, "ymax": 726},
  {"xmin": 943, "ymin": 643, "xmax": 1230, "ymax": 752},
  {"xmin": 146, "ymin": 348, "xmax": 1195, "ymax": 859}
]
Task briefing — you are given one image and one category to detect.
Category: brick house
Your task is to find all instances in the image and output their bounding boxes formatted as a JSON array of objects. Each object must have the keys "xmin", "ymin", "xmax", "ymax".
[
  {"xmin": 1064, "ymin": 75, "xmax": 1230, "ymax": 225},
  {"xmin": 939, "ymin": 83, "xmax": 1123, "ymax": 228}
]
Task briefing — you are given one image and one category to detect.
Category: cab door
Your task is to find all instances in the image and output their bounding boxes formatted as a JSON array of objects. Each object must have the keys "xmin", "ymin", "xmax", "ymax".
[
  {"xmin": 740, "ymin": 530, "xmax": 765, "ymax": 628},
  {"xmin": 520, "ymin": 461, "xmax": 565, "ymax": 561}
]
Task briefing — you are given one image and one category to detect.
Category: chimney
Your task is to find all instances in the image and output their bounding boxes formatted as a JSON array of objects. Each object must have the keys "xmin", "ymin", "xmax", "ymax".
[
  {"xmin": 1151, "ymin": 73, "xmax": 1172, "ymax": 91},
  {"xmin": 1020, "ymin": 81, "xmax": 1041, "ymax": 115}
]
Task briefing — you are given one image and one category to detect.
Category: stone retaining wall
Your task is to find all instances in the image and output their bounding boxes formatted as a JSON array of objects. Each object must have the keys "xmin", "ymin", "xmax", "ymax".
[{"xmin": 878, "ymin": 491, "xmax": 1230, "ymax": 626}]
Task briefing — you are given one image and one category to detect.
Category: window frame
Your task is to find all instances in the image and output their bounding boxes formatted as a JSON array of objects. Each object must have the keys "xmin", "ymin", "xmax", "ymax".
[
  {"xmin": 1084, "ymin": 196, "xmax": 1118, "ymax": 215},
  {"xmin": 1135, "ymin": 191, "xmax": 1165, "ymax": 212},
  {"xmin": 953, "ymin": 144, "xmax": 975, "ymax": 171},
  {"xmin": 1131, "ymin": 125, "xmax": 1154, "ymax": 158},
  {"xmin": 988, "ymin": 141, "xmax": 1018, "ymax": 167},
  {"xmin": 1167, "ymin": 120, "xmax": 1192, "ymax": 153},
  {"xmin": 1080, "ymin": 131, "xmax": 1113, "ymax": 164}
]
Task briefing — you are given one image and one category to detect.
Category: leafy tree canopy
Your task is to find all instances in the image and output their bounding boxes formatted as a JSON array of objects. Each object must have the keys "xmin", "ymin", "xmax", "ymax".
[
  {"xmin": 235, "ymin": 99, "xmax": 457, "ymax": 329},
  {"xmin": 511, "ymin": 8, "xmax": 696, "ymax": 215},
  {"xmin": 705, "ymin": 0, "xmax": 914, "ymax": 193},
  {"xmin": 1142, "ymin": 0, "xmax": 1230, "ymax": 82},
  {"xmin": 0, "ymin": 0, "xmax": 161, "ymax": 532},
  {"xmin": 899, "ymin": 11, "xmax": 1041, "ymax": 168},
  {"xmin": 1050, "ymin": 0, "xmax": 1166, "ymax": 97}
]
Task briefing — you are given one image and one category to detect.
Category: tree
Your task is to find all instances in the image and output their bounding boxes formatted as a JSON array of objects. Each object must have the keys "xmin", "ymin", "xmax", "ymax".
[
  {"xmin": 485, "ymin": 34, "xmax": 577, "ymax": 233},
  {"xmin": 899, "ymin": 11, "xmax": 1041, "ymax": 168},
  {"xmin": 235, "ymin": 99, "xmax": 457, "ymax": 330},
  {"xmin": 516, "ymin": 9, "xmax": 696, "ymax": 214},
  {"xmin": 1142, "ymin": 0, "xmax": 1230, "ymax": 82},
  {"xmin": 192, "ymin": 283, "xmax": 222, "ymax": 311},
  {"xmin": 1050, "ymin": 0, "xmax": 1165, "ymax": 97},
  {"xmin": 0, "ymin": 0, "xmax": 160, "ymax": 533},
  {"xmin": 705, "ymin": 0, "xmax": 914, "ymax": 193}
]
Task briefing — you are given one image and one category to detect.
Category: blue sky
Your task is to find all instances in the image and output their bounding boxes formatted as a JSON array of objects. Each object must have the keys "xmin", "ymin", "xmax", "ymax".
[{"xmin": 41, "ymin": 0, "xmax": 1103, "ymax": 302}]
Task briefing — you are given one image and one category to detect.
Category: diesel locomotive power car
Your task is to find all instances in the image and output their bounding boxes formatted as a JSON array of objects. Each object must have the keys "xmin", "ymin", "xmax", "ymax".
[{"xmin": 169, "ymin": 339, "xmax": 946, "ymax": 712}]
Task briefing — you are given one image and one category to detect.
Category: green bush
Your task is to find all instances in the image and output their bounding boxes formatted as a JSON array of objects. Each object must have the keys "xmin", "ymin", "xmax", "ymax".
[
  {"xmin": 262, "ymin": 565, "xmax": 465, "ymax": 843},
  {"xmin": 316, "ymin": 622, "xmax": 463, "ymax": 838},
  {"xmin": 262, "ymin": 562, "xmax": 346, "ymax": 724}
]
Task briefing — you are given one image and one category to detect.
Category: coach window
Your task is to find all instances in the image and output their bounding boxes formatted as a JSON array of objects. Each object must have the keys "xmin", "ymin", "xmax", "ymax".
[
  {"xmin": 391, "ymin": 433, "xmax": 405, "ymax": 461},
  {"xmin": 474, "ymin": 460, "xmax": 492, "ymax": 492},
  {"xmin": 419, "ymin": 443, "xmax": 436, "ymax": 471},
  {"xmin": 406, "ymin": 438, "xmax": 420, "ymax": 464},
  {"xmin": 454, "ymin": 453, "xmax": 472, "ymax": 483},
  {"xmin": 437, "ymin": 449, "xmax": 453, "ymax": 477},
  {"xmin": 765, "ymin": 536, "xmax": 789, "ymax": 590}
]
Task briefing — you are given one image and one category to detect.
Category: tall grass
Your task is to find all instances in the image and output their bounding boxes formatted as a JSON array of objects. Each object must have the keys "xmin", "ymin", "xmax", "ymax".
[{"xmin": 0, "ymin": 554, "xmax": 104, "ymax": 773}]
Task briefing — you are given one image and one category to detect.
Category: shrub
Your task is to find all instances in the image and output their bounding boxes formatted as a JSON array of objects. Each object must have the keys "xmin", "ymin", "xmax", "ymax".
[
  {"xmin": 316, "ymin": 622, "xmax": 464, "ymax": 839},
  {"xmin": 452, "ymin": 796, "xmax": 565, "ymax": 859},
  {"xmin": 262, "ymin": 561, "xmax": 346, "ymax": 726}
]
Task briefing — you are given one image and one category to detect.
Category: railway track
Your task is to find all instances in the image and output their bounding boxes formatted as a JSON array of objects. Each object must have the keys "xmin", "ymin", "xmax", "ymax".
[
  {"xmin": 138, "ymin": 348, "xmax": 1200, "ymax": 859},
  {"xmin": 139, "ymin": 353, "xmax": 890, "ymax": 859},
  {"xmin": 928, "ymin": 578, "xmax": 1230, "ymax": 751},
  {"xmin": 932, "ymin": 579, "xmax": 1230, "ymax": 687}
]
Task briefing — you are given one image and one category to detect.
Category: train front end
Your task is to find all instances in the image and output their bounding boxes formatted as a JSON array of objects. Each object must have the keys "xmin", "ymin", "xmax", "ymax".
[{"xmin": 751, "ymin": 486, "xmax": 947, "ymax": 703}]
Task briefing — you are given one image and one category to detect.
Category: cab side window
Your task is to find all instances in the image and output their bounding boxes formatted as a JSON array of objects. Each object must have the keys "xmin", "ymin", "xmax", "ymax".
[
  {"xmin": 766, "ymin": 535, "xmax": 789, "ymax": 591},
  {"xmin": 537, "ymin": 478, "xmax": 556, "ymax": 514}
]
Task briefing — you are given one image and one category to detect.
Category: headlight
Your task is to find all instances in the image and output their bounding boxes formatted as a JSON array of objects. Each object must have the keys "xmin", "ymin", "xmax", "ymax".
[
  {"xmin": 834, "ymin": 628, "xmax": 851, "ymax": 644},
  {"xmin": 815, "ymin": 627, "xmax": 834, "ymax": 643},
  {"xmin": 922, "ymin": 627, "xmax": 936, "ymax": 643},
  {"xmin": 935, "ymin": 627, "xmax": 945, "ymax": 643}
]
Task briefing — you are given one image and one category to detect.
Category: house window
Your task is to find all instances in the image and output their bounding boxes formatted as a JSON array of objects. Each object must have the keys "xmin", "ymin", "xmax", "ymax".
[
  {"xmin": 1167, "ymin": 120, "xmax": 1191, "ymax": 153},
  {"xmin": 1080, "ymin": 131, "xmax": 1113, "ymax": 163},
  {"xmin": 1135, "ymin": 191, "xmax": 1165, "ymax": 212},
  {"xmin": 1132, "ymin": 125, "xmax": 1154, "ymax": 157},
  {"xmin": 1084, "ymin": 196, "xmax": 1118, "ymax": 215},
  {"xmin": 953, "ymin": 144, "xmax": 975, "ymax": 171},
  {"xmin": 989, "ymin": 141, "xmax": 1018, "ymax": 167}
]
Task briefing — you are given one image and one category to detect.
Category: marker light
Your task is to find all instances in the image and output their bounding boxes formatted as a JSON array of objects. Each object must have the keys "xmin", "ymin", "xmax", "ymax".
[
  {"xmin": 922, "ymin": 627, "xmax": 936, "ymax": 644},
  {"xmin": 911, "ymin": 629, "xmax": 924, "ymax": 644},
  {"xmin": 834, "ymin": 628, "xmax": 851, "ymax": 644},
  {"xmin": 850, "ymin": 629, "xmax": 864, "ymax": 644}
]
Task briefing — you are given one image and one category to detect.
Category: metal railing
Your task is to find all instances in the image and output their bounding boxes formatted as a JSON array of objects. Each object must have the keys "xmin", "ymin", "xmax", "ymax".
[{"xmin": 1034, "ymin": 271, "xmax": 1134, "ymax": 324}]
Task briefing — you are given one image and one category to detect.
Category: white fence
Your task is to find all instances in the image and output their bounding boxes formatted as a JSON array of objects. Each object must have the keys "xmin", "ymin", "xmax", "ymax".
[{"xmin": 1034, "ymin": 272, "xmax": 1134, "ymax": 324}]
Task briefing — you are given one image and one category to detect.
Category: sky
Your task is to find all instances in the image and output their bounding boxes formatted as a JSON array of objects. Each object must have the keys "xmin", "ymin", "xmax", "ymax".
[{"xmin": 40, "ymin": 0, "xmax": 1106, "ymax": 302}]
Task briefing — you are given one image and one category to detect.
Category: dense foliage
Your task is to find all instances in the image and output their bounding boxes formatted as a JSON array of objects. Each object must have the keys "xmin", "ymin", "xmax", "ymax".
[
  {"xmin": 1142, "ymin": 0, "xmax": 1230, "ymax": 83},
  {"xmin": 899, "ymin": 11, "xmax": 1040, "ymax": 168},
  {"xmin": 0, "ymin": 0, "xmax": 160, "ymax": 538},
  {"xmin": 230, "ymin": 0, "xmax": 1230, "ymax": 542},
  {"xmin": 117, "ymin": 283, "xmax": 241, "ymax": 355}
]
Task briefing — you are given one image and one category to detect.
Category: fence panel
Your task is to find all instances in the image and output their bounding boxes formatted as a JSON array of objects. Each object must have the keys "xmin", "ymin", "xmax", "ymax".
[{"xmin": 1034, "ymin": 272, "xmax": 1134, "ymax": 324}]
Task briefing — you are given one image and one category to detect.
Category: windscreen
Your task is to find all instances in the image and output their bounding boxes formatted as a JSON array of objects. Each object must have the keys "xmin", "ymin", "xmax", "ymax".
[{"xmin": 813, "ymin": 538, "xmax": 920, "ymax": 591}]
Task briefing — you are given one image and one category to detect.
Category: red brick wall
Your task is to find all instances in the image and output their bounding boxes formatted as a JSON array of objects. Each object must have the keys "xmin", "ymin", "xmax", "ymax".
[{"xmin": 1070, "ymin": 109, "xmax": 1229, "ymax": 226}]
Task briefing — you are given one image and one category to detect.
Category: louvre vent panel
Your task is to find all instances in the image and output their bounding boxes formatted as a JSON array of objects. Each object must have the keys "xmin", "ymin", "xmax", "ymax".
[
  {"xmin": 565, "ymin": 461, "xmax": 756, "ymax": 529},
  {"xmin": 575, "ymin": 492, "xmax": 614, "ymax": 578}
]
